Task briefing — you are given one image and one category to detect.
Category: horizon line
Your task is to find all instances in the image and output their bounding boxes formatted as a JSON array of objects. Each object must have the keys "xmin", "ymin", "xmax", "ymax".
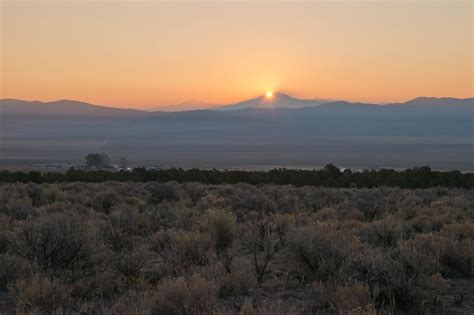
[{"xmin": 1, "ymin": 94, "xmax": 473, "ymax": 112}]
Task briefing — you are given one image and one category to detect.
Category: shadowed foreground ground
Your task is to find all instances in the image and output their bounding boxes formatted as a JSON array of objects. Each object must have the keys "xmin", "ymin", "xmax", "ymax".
[{"xmin": 0, "ymin": 182, "xmax": 472, "ymax": 314}]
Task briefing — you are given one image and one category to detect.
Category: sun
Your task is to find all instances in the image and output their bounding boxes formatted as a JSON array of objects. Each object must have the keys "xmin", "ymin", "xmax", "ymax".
[{"xmin": 266, "ymin": 91, "xmax": 273, "ymax": 98}]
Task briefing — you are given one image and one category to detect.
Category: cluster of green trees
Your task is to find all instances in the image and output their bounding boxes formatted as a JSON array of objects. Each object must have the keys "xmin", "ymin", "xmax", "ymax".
[
  {"xmin": 0, "ymin": 165, "xmax": 472, "ymax": 188},
  {"xmin": 84, "ymin": 153, "xmax": 111, "ymax": 168}
]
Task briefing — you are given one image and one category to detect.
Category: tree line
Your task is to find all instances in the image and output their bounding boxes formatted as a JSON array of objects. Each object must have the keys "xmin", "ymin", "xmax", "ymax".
[{"xmin": 0, "ymin": 165, "xmax": 473, "ymax": 188}]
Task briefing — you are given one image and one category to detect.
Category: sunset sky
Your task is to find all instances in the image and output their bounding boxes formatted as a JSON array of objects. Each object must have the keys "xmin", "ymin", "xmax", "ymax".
[{"xmin": 1, "ymin": 1, "xmax": 472, "ymax": 109}]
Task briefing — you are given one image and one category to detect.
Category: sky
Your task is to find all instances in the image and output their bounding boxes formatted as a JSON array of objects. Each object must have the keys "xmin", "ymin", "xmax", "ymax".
[{"xmin": 1, "ymin": 1, "xmax": 473, "ymax": 109}]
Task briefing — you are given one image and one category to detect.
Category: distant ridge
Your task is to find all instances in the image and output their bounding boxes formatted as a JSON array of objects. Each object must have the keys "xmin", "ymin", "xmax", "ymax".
[
  {"xmin": 150, "ymin": 100, "xmax": 221, "ymax": 112},
  {"xmin": 1, "ymin": 95, "xmax": 472, "ymax": 117},
  {"xmin": 395, "ymin": 97, "xmax": 474, "ymax": 107},
  {"xmin": 0, "ymin": 99, "xmax": 151, "ymax": 117},
  {"xmin": 218, "ymin": 92, "xmax": 333, "ymax": 110},
  {"xmin": 2, "ymin": 95, "xmax": 473, "ymax": 171}
]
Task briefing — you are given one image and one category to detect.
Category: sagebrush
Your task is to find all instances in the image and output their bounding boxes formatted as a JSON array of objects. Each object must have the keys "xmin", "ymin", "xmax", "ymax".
[{"xmin": 0, "ymin": 182, "xmax": 472, "ymax": 314}]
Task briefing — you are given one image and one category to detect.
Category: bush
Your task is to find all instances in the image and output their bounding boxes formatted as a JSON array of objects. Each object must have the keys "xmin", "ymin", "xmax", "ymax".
[
  {"xmin": 314, "ymin": 207, "xmax": 340, "ymax": 221},
  {"xmin": 17, "ymin": 212, "xmax": 102, "ymax": 280},
  {"xmin": 148, "ymin": 182, "xmax": 181, "ymax": 204},
  {"xmin": 10, "ymin": 274, "xmax": 71, "ymax": 313},
  {"xmin": 353, "ymin": 236, "xmax": 457, "ymax": 312},
  {"xmin": 109, "ymin": 205, "xmax": 161, "ymax": 237},
  {"xmin": 151, "ymin": 274, "xmax": 216, "ymax": 314},
  {"xmin": 357, "ymin": 218, "xmax": 401, "ymax": 249},
  {"xmin": 289, "ymin": 226, "xmax": 353, "ymax": 282},
  {"xmin": 439, "ymin": 243, "xmax": 473, "ymax": 279},
  {"xmin": 0, "ymin": 231, "xmax": 9, "ymax": 254},
  {"xmin": 242, "ymin": 220, "xmax": 283, "ymax": 285},
  {"xmin": 0, "ymin": 182, "xmax": 472, "ymax": 313},
  {"xmin": 218, "ymin": 258, "xmax": 256, "ymax": 298},
  {"xmin": 312, "ymin": 281, "xmax": 372, "ymax": 312},
  {"xmin": 4, "ymin": 195, "xmax": 32, "ymax": 220},
  {"xmin": 204, "ymin": 208, "xmax": 236, "ymax": 256},
  {"xmin": 115, "ymin": 246, "xmax": 149, "ymax": 279},
  {"xmin": 25, "ymin": 183, "xmax": 48, "ymax": 207},
  {"xmin": 93, "ymin": 190, "xmax": 119, "ymax": 213},
  {"xmin": 0, "ymin": 254, "xmax": 31, "ymax": 290},
  {"xmin": 150, "ymin": 229, "xmax": 212, "ymax": 272}
]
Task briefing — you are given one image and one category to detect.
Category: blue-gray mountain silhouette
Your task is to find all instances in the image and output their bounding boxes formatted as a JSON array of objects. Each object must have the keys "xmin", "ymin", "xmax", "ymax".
[
  {"xmin": 1, "ymin": 95, "xmax": 472, "ymax": 170},
  {"xmin": 218, "ymin": 92, "xmax": 333, "ymax": 110}
]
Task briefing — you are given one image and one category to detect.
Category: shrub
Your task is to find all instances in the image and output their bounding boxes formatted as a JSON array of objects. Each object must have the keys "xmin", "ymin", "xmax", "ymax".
[
  {"xmin": 357, "ymin": 218, "xmax": 401, "ymax": 249},
  {"xmin": 218, "ymin": 258, "xmax": 256, "ymax": 298},
  {"xmin": 289, "ymin": 225, "xmax": 352, "ymax": 282},
  {"xmin": 312, "ymin": 281, "xmax": 372, "ymax": 312},
  {"xmin": 0, "ymin": 254, "xmax": 31, "ymax": 290},
  {"xmin": 204, "ymin": 208, "xmax": 236, "ymax": 256},
  {"xmin": 439, "ymin": 243, "xmax": 473, "ymax": 279},
  {"xmin": 115, "ymin": 246, "xmax": 149, "ymax": 279},
  {"xmin": 151, "ymin": 274, "xmax": 216, "ymax": 314},
  {"xmin": 0, "ymin": 231, "xmax": 9, "ymax": 254},
  {"xmin": 314, "ymin": 207, "xmax": 339, "ymax": 221},
  {"xmin": 103, "ymin": 221, "xmax": 134, "ymax": 252},
  {"xmin": 25, "ymin": 183, "xmax": 48, "ymax": 207},
  {"xmin": 43, "ymin": 184, "xmax": 66, "ymax": 204},
  {"xmin": 442, "ymin": 222, "xmax": 474, "ymax": 241},
  {"xmin": 4, "ymin": 195, "xmax": 32, "ymax": 220},
  {"xmin": 354, "ymin": 236, "xmax": 455, "ymax": 312},
  {"xmin": 93, "ymin": 190, "xmax": 119, "ymax": 213},
  {"xmin": 17, "ymin": 212, "xmax": 102, "ymax": 280},
  {"xmin": 243, "ymin": 220, "xmax": 283, "ymax": 285},
  {"xmin": 148, "ymin": 182, "xmax": 181, "ymax": 204},
  {"xmin": 109, "ymin": 205, "xmax": 160, "ymax": 237},
  {"xmin": 410, "ymin": 214, "xmax": 443, "ymax": 233},
  {"xmin": 183, "ymin": 182, "xmax": 206, "ymax": 204},
  {"xmin": 0, "ymin": 182, "xmax": 471, "ymax": 314},
  {"xmin": 10, "ymin": 274, "xmax": 71, "ymax": 313},
  {"xmin": 150, "ymin": 229, "xmax": 212, "ymax": 271}
]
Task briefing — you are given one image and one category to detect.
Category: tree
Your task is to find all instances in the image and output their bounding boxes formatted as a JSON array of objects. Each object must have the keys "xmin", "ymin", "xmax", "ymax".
[
  {"xmin": 119, "ymin": 157, "xmax": 128, "ymax": 169},
  {"xmin": 85, "ymin": 153, "xmax": 111, "ymax": 168},
  {"xmin": 323, "ymin": 163, "xmax": 341, "ymax": 175}
]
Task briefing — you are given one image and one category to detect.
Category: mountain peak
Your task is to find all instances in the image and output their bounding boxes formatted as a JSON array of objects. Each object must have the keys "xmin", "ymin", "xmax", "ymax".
[{"xmin": 218, "ymin": 92, "xmax": 332, "ymax": 110}]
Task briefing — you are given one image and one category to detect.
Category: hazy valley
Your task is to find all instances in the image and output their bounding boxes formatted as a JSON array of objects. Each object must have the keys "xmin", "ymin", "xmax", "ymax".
[{"xmin": 1, "ymin": 95, "xmax": 473, "ymax": 171}]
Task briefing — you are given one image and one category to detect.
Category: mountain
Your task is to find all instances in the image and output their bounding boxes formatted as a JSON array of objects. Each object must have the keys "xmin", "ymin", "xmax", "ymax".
[
  {"xmin": 310, "ymin": 98, "xmax": 473, "ymax": 117},
  {"xmin": 1, "ymin": 96, "xmax": 473, "ymax": 170},
  {"xmin": 218, "ymin": 92, "xmax": 333, "ymax": 110},
  {"xmin": 0, "ymin": 99, "xmax": 150, "ymax": 117},
  {"xmin": 2, "ymin": 96, "xmax": 471, "ymax": 117},
  {"xmin": 150, "ymin": 100, "xmax": 221, "ymax": 112},
  {"xmin": 395, "ymin": 97, "xmax": 474, "ymax": 108}
]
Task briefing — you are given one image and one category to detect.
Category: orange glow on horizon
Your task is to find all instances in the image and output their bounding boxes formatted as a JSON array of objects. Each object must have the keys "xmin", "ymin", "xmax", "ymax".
[{"xmin": 1, "ymin": 2, "xmax": 472, "ymax": 110}]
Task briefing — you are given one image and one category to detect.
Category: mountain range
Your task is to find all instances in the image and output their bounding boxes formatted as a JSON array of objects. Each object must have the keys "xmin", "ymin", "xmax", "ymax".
[
  {"xmin": 1, "ymin": 94, "xmax": 472, "ymax": 117},
  {"xmin": 1, "ymin": 94, "xmax": 473, "ymax": 170}
]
